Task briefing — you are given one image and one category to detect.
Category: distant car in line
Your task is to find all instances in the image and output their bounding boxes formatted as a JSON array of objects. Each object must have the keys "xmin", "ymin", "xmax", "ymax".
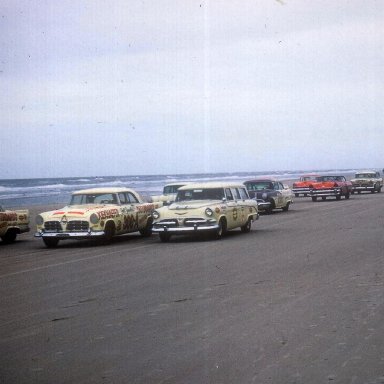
[
  {"xmin": 350, "ymin": 171, "xmax": 382, "ymax": 194},
  {"xmin": 35, "ymin": 187, "xmax": 159, "ymax": 247},
  {"xmin": 0, "ymin": 205, "xmax": 30, "ymax": 243},
  {"xmin": 292, "ymin": 174, "xmax": 319, "ymax": 197},
  {"xmin": 243, "ymin": 179, "xmax": 294, "ymax": 214},
  {"xmin": 151, "ymin": 182, "xmax": 190, "ymax": 206},
  {"xmin": 152, "ymin": 182, "xmax": 259, "ymax": 242},
  {"xmin": 308, "ymin": 175, "xmax": 352, "ymax": 202}
]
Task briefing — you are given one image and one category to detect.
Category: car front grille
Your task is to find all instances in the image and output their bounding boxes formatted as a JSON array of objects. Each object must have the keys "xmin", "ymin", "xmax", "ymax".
[
  {"xmin": 184, "ymin": 218, "xmax": 208, "ymax": 227},
  {"xmin": 44, "ymin": 221, "xmax": 62, "ymax": 231},
  {"xmin": 67, "ymin": 221, "xmax": 89, "ymax": 231},
  {"xmin": 155, "ymin": 219, "xmax": 179, "ymax": 227}
]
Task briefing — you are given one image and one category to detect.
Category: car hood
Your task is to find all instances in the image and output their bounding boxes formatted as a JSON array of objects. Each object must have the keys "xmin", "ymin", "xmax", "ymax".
[
  {"xmin": 351, "ymin": 178, "xmax": 374, "ymax": 182},
  {"xmin": 168, "ymin": 200, "xmax": 221, "ymax": 210},
  {"xmin": 41, "ymin": 204, "xmax": 119, "ymax": 219}
]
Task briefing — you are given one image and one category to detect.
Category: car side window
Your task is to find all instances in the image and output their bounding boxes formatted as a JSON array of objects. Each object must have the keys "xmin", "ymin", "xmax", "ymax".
[
  {"xmin": 273, "ymin": 183, "xmax": 280, "ymax": 191},
  {"xmin": 232, "ymin": 188, "xmax": 241, "ymax": 200},
  {"xmin": 119, "ymin": 193, "xmax": 128, "ymax": 204},
  {"xmin": 279, "ymin": 182, "xmax": 284, "ymax": 190},
  {"xmin": 126, "ymin": 192, "xmax": 139, "ymax": 204},
  {"xmin": 238, "ymin": 188, "xmax": 248, "ymax": 199},
  {"xmin": 225, "ymin": 188, "xmax": 234, "ymax": 201}
]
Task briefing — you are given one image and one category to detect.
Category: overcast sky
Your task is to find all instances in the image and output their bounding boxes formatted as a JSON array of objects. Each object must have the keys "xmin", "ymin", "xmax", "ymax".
[{"xmin": 1, "ymin": 0, "xmax": 383, "ymax": 179}]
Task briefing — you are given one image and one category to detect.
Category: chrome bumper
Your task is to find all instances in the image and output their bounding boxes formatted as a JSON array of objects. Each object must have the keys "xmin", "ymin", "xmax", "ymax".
[
  {"xmin": 292, "ymin": 187, "xmax": 310, "ymax": 194},
  {"xmin": 351, "ymin": 186, "xmax": 375, "ymax": 191},
  {"xmin": 34, "ymin": 230, "xmax": 105, "ymax": 239},
  {"xmin": 256, "ymin": 200, "xmax": 271, "ymax": 211},
  {"xmin": 152, "ymin": 224, "xmax": 219, "ymax": 233},
  {"xmin": 309, "ymin": 188, "xmax": 342, "ymax": 197}
]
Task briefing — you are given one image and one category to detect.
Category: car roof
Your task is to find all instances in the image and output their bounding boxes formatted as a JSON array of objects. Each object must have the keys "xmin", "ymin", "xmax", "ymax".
[
  {"xmin": 164, "ymin": 182, "xmax": 191, "ymax": 187},
  {"xmin": 178, "ymin": 182, "xmax": 247, "ymax": 190},
  {"xmin": 356, "ymin": 170, "xmax": 377, "ymax": 174},
  {"xmin": 244, "ymin": 179, "xmax": 277, "ymax": 183},
  {"xmin": 72, "ymin": 187, "xmax": 136, "ymax": 195}
]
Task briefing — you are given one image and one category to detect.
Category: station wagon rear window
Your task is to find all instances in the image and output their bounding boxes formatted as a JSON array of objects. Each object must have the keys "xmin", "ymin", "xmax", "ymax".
[{"xmin": 176, "ymin": 188, "xmax": 224, "ymax": 201}]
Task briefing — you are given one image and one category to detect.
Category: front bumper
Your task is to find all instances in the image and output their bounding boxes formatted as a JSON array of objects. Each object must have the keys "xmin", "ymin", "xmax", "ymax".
[
  {"xmin": 309, "ymin": 188, "xmax": 342, "ymax": 197},
  {"xmin": 34, "ymin": 230, "xmax": 105, "ymax": 239},
  {"xmin": 256, "ymin": 199, "xmax": 271, "ymax": 212},
  {"xmin": 292, "ymin": 187, "xmax": 310, "ymax": 195},
  {"xmin": 152, "ymin": 223, "xmax": 219, "ymax": 234},
  {"xmin": 351, "ymin": 185, "xmax": 375, "ymax": 192}
]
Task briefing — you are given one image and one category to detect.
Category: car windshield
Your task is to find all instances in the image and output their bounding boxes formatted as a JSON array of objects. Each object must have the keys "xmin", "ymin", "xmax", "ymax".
[
  {"xmin": 316, "ymin": 176, "xmax": 344, "ymax": 182},
  {"xmin": 163, "ymin": 185, "xmax": 184, "ymax": 194},
  {"xmin": 245, "ymin": 182, "xmax": 273, "ymax": 191},
  {"xmin": 355, "ymin": 173, "xmax": 375, "ymax": 178},
  {"xmin": 69, "ymin": 193, "xmax": 118, "ymax": 205},
  {"xmin": 176, "ymin": 188, "xmax": 224, "ymax": 201}
]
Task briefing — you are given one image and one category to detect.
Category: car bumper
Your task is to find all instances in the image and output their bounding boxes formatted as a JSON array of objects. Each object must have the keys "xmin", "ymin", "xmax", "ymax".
[
  {"xmin": 152, "ymin": 224, "xmax": 219, "ymax": 234},
  {"xmin": 256, "ymin": 200, "xmax": 271, "ymax": 211},
  {"xmin": 292, "ymin": 187, "xmax": 310, "ymax": 194},
  {"xmin": 309, "ymin": 188, "xmax": 342, "ymax": 197},
  {"xmin": 351, "ymin": 186, "xmax": 375, "ymax": 191},
  {"xmin": 34, "ymin": 230, "xmax": 105, "ymax": 239}
]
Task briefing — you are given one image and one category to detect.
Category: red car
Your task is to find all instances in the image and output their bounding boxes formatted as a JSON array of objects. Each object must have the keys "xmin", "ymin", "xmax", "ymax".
[
  {"xmin": 292, "ymin": 174, "xmax": 318, "ymax": 197},
  {"xmin": 308, "ymin": 175, "xmax": 352, "ymax": 202}
]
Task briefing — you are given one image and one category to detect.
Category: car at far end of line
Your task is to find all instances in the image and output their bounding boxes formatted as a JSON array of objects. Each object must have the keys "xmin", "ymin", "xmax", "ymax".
[
  {"xmin": 151, "ymin": 182, "xmax": 259, "ymax": 242},
  {"xmin": 150, "ymin": 182, "xmax": 190, "ymax": 206},
  {"xmin": 244, "ymin": 179, "xmax": 293, "ymax": 214},
  {"xmin": 308, "ymin": 175, "xmax": 352, "ymax": 202},
  {"xmin": 35, "ymin": 187, "xmax": 159, "ymax": 247},
  {"xmin": 350, "ymin": 171, "xmax": 382, "ymax": 194},
  {"xmin": 0, "ymin": 205, "xmax": 29, "ymax": 244}
]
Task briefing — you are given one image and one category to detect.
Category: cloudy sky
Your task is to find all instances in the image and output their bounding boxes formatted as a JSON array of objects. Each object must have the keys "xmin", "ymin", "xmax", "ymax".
[{"xmin": 1, "ymin": 0, "xmax": 383, "ymax": 179}]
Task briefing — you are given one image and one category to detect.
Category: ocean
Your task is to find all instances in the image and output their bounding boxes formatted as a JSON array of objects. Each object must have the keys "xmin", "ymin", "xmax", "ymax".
[{"xmin": 0, "ymin": 169, "xmax": 360, "ymax": 208}]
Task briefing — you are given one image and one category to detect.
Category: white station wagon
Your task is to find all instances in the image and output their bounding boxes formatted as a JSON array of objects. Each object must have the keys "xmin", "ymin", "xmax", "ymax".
[{"xmin": 152, "ymin": 182, "xmax": 259, "ymax": 242}]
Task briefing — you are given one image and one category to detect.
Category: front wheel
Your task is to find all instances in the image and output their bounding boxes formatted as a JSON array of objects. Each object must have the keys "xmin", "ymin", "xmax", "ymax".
[
  {"xmin": 282, "ymin": 202, "xmax": 290, "ymax": 212},
  {"xmin": 1, "ymin": 231, "xmax": 17, "ymax": 244},
  {"xmin": 336, "ymin": 195, "xmax": 341, "ymax": 200},
  {"xmin": 215, "ymin": 218, "xmax": 227, "ymax": 239},
  {"xmin": 311, "ymin": 196, "xmax": 317, "ymax": 202},
  {"xmin": 345, "ymin": 193, "xmax": 350, "ymax": 199},
  {"xmin": 294, "ymin": 193, "xmax": 299, "ymax": 197},
  {"xmin": 103, "ymin": 222, "xmax": 115, "ymax": 243},
  {"xmin": 159, "ymin": 232, "xmax": 171, "ymax": 242},
  {"xmin": 241, "ymin": 218, "xmax": 252, "ymax": 233},
  {"xmin": 43, "ymin": 237, "xmax": 59, "ymax": 248}
]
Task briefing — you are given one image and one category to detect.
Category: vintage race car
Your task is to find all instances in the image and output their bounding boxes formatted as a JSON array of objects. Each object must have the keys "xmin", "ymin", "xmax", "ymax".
[
  {"xmin": 152, "ymin": 182, "xmax": 259, "ymax": 242},
  {"xmin": 243, "ymin": 179, "xmax": 293, "ymax": 213},
  {"xmin": 151, "ymin": 182, "xmax": 190, "ymax": 206},
  {"xmin": 35, "ymin": 187, "xmax": 159, "ymax": 247},
  {"xmin": 292, "ymin": 174, "xmax": 319, "ymax": 197},
  {"xmin": 308, "ymin": 175, "xmax": 352, "ymax": 201},
  {"xmin": 0, "ymin": 205, "xmax": 30, "ymax": 243},
  {"xmin": 350, "ymin": 170, "xmax": 383, "ymax": 194}
]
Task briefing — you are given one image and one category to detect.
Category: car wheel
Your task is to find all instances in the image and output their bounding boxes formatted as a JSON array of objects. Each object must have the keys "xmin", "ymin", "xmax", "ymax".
[
  {"xmin": 241, "ymin": 218, "xmax": 252, "ymax": 233},
  {"xmin": 43, "ymin": 237, "xmax": 59, "ymax": 248},
  {"xmin": 215, "ymin": 218, "xmax": 227, "ymax": 239},
  {"xmin": 336, "ymin": 195, "xmax": 341, "ymax": 200},
  {"xmin": 322, "ymin": 197, "xmax": 326, "ymax": 201},
  {"xmin": 139, "ymin": 219, "xmax": 152, "ymax": 237},
  {"xmin": 1, "ymin": 230, "xmax": 17, "ymax": 244},
  {"xmin": 378, "ymin": 186, "xmax": 382, "ymax": 193},
  {"xmin": 294, "ymin": 193, "xmax": 299, "ymax": 197},
  {"xmin": 282, "ymin": 202, "xmax": 290, "ymax": 212},
  {"xmin": 351, "ymin": 191, "xmax": 355, "ymax": 194},
  {"xmin": 103, "ymin": 222, "xmax": 115, "ymax": 243},
  {"xmin": 311, "ymin": 196, "xmax": 317, "ymax": 202},
  {"xmin": 303, "ymin": 193, "xmax": 308, "ymax": 197},
  {"xmin": 159, "ymin": 232, "xmax": 171, "ymax": 242},
  {"xmin": 266, "ymin": 200, "xmax": 275, "ymax": 214},
  {"xmin": 345, "ymin": 193, "xmax": 350, "ymax": 199},
  {"xmin": 358, "ymin": 191, "xmax": 361, "ymax": 194}
]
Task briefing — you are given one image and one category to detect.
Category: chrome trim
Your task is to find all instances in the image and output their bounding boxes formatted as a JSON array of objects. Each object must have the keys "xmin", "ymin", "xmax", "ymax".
[
  {"xmin": 34, "ymin": 230, "xmax": 105, "ymax": 238},
  {"xmin": 152, "ymin": 224, "xmax": 219, "ymax": 233}
]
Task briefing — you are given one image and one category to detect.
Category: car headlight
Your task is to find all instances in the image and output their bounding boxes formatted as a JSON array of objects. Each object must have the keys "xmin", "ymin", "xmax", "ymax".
[
  {"xmin": 36, "ymin": 215, "xmax": 44, "ymax": 225},
  {"xmin": 262, "ymin": 193, "xmax": 268, "ymax": 200},
  {"xmin": 90, "ymin": 213, "xmax": 99, "ymax": 224},
  {"xmin": 205, "ymin": 208, "xmax": 214, "ymax": 217},
  {"xmin": 152, "ymin": 210, "xmax": 160, "ymax": 219}
]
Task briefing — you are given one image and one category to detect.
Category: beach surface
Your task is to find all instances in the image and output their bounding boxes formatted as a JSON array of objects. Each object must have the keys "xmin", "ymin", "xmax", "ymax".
[{"xmin": 1, "ymin": 193, "xmax": 384, "ymax": 383}]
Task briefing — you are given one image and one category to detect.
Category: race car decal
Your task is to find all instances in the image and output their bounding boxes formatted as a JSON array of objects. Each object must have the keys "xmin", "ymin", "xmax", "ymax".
[
  {"xmin": 233, "ymin": 208, "xmax": 238, "ymax": 220},
  {"xmin": 136, "ymin": 204, "xmax": 155, "ymax": 213},
  {"xmin": 123, "ymin": 214, "xmax": 138, "ymax": 230},
  {"xmin": 0, "ymin": 212, "xmax": 17, "ymax": 222},
  {"xmin": 97, "ymin": 209, "xmax": 119, "ymax": 220}
]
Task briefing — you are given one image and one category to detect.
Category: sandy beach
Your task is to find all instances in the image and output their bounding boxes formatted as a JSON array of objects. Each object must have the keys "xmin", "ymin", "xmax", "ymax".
[{"xmin": 1, "ymin": 192, "xmax": 384, "ymax": 383}]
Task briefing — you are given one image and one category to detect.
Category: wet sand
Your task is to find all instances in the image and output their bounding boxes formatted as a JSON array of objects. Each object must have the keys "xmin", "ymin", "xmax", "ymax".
[{"xmin": 1, "ymin": 192, "xmax": 384, "ymax": 383}]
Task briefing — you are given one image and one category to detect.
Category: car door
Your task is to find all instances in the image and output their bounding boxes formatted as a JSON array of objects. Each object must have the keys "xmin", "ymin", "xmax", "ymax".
[
  {"xmin": 232, "ymin": 187, "xmax": 248, "ymax": 226},
  {"xmin": 273, "ymin": 182, "xmax": 284, "ymax": 208},
  {"xmin": 119, "ymin": 192, "xmax": 140, "ymax": 233},
  {"xmin": 224, "ymin": 188, "xmax": 237, "ymax": 229},
  {"xmin": 279, "ymin": 182, "xmax": 291, "ymax": 205}
]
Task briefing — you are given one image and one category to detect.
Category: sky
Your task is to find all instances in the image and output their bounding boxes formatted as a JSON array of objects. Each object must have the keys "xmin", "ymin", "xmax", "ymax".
[{"xmin": 1, "ymin": 0, "xmax": 383, "ymax": 179}]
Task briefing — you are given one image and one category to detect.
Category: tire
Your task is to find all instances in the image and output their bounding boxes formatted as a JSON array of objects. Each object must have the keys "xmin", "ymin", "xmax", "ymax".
[
  {"xmin": 294, "ymin": 193, "xmax": 299, "ymax": 198},
  {"xmin": 303, "ymin": 193, "xmax": 308, "ymax": 197},
  {"xmin": 379, "ymin": 187, "xmax": 382, "ymax": 193},
  {"xmin": 139, "ymin": 219, "xmax": 152, "ymax": 237},
  {"xmin": 336, "ymin": 195, "xmax": 341, "ymax": 201},
  {"xmin": 103, "ymin": 222, "xmax": 115, "ymax": 243},
  {"xmin": 282, "ymin": 202, "xmax": 290, "ymax": 212},
  {"xmin": 321, "ymin": 197, "xmax": 326, "ymax": 201},
  {"xmin": 266, "ymin": 200, "xmax": 275, "ymax": 214},
  {"xmin": 215, "ymin": 218, "xmax": 227, "ymax": 239},
  {"xmin": 351, "ymin": 191, "xmax": 355, "ymax": 194},
  {"xmin": 345, "ymin": 193, "xmax": 350, "ymax": 199},
  {"xmin": 241, "ymin": 218, "xmax": 252, "ymax": 233},
  {"xmin": 1, "ymin": 230, "xmax": 17, "ymax": 244},
  {"xmin": 43, "ymin": 237, "xmax": 59, "ymax": 248},
  {"xmin": 358, "ymin": 191, "xmax": 361, "ymax": 194},
  {"xmin": 159, "ymin": 232, "xmax": 171, "ymax": 242},
  {"xmin": 311, "ymin": 196, "xmax": 317, "ymax": 202}
]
